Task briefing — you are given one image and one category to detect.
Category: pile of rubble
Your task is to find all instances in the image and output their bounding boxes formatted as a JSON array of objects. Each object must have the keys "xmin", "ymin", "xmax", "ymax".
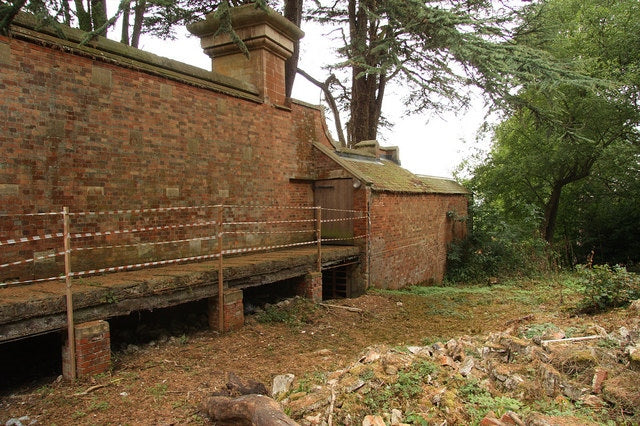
[{"xmin": 272, "ymin": 301, "xmax": 640, "ymax": 425}]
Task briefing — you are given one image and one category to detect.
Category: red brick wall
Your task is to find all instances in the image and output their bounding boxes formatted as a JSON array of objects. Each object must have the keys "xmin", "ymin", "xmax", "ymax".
[
  {"xmin": 0, "ymin": 33, "xmax": 330, "ymax": 281},
  {"xmin": 368, "ymin": 192, "xmax": 468, "ymax": 288}
]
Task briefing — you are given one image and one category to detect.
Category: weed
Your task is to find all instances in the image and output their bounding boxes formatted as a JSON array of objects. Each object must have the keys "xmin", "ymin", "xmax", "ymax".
[
  {"xmin": 149, "ymin": 382, "xmax": 168, "ymax": 399},
  {"xmin": 576, "ymin": 264, "xmax": 640, "ymax": 312},
  {"xmin": 256, "ymin": 305, "xmax": 296, "ymax": 325},
  {"xmin": 596, "ymin": 337, "xmax": 619, "ymax": 349},
  {"xmin": 178, "ymin": 334, "xmax": 189, "ymax": 345},
  {"xmin": 405, "ymin": 413, "xmax": 430, "ymax": 425},
  {"xmin": 104, "ymin": 290, "xmax": 117, "ymax": 304},
  {"xmin": 460, "ymin": 379, "xmax": 526, "ymax": 422},
  {"xmin": 522, "ymin": 323, "xmax": 561, "ymax": 339},
  {"xmin": 359, "ymin": 367, "xmax": 375, "ymax": 381},
  {"xmin": 36, "ymin": 384, "xmax": 52, "ymax": 396},
  {"xmin": 292, "ymin": 372, "xmax": 325, "ymax": 394},
  {"xmin": 88, "ymin": 400, "xmax": 109, "ymax": 412},
  {"xmin": 71, "ymin": 411, "xmax": 86, "ymax": 419}
]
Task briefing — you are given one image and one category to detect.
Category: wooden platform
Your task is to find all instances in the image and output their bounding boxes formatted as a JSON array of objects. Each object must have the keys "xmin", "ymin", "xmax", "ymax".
[{"xmin": 0, "ymin": 245, "xmax": 360, "ymax": 342}]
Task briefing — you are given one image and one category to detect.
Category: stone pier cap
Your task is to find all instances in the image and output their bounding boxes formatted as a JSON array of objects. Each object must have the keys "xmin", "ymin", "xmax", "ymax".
[
  {"xmin": 187, "ymin": 4, "xmax": 304, "ymax": 104},
  {"xmin": 187, "ymin": 4, "xmax": 304, "ymax": 57}
]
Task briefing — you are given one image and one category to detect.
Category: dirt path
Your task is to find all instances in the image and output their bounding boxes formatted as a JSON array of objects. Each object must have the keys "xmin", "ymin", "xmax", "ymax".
[{"xmin": 0, "ymin": 279, "xmax": 634, "ymax": 425}]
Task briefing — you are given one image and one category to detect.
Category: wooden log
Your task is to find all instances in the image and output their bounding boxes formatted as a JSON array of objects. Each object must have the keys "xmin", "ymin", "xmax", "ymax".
[{"xmin": 202, "ymin": 394, "xmax": 299, "ymax": 426}]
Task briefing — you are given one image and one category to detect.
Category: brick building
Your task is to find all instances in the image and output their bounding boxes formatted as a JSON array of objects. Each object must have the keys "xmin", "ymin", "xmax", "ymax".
[{"xmin": 0, "ymin": 6, "xmax": 469, "ymax": 377}]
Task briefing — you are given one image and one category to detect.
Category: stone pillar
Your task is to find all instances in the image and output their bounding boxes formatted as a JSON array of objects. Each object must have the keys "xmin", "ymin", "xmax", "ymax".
[
  {"xmin": 209, "ymin": 288, "xmax": 245, "ymax": 332},
  {"xmin": 296, "ymin": 271, "xmax": 323, "ymax": 303},
  {"xmin": 188, "ymin": 5, "xmax": 304, "ymax": 105},
  {"xmin": 62, "ymin": 320, "xmax": 110, "ymax": 380}
]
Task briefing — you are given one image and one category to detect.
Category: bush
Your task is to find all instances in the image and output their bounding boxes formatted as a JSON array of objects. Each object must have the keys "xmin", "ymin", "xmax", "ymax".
[
  {"xmin": 445, "ymin": 201, "xmax": 553, "ymax": 284},
  {"xmin": 577, "ymin": 264, "xmax": 640, "ymax": 312},
  {"xmin": 446, "ymin": 234, "xmax": 551, "ymax": 284}
]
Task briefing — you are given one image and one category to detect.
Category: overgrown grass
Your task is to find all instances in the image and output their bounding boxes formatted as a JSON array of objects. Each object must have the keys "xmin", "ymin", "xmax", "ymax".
[{"xmin": 255, "ymin": 298, "xmax": 316, "ymax": 327}]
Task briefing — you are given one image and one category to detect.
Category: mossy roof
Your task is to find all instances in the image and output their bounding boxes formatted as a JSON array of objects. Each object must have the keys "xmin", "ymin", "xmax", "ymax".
[{"xmin": 313, "ymin": 142, "xmax": 470, "ymax": 195}]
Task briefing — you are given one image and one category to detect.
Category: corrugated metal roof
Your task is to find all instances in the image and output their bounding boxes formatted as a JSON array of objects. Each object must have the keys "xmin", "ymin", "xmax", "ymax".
[{"xmin": 313, "ymin": 142, "xmax": 470, "ymax": 195}]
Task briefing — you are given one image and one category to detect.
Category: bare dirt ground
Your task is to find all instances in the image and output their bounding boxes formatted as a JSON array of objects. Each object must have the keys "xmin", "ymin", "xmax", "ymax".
[{"xmin": 0, "ymin": 277, "xmax": 637, "ymax": 425}]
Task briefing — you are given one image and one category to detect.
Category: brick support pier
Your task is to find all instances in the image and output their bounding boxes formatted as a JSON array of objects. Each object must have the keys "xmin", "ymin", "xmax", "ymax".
[
  {"xmin": 209, "ymin": 289, "xmax": 245, "ymax": 332},
  {"xmin": 296, "ymin": 271, "xmax": 323, "ymax": 303},
  {"xmin": 62, "ymin": 320, "xmax": 111, "ymax": 379}
]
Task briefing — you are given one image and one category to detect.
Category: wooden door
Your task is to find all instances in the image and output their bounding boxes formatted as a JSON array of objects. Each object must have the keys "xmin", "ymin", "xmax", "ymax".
[{"xmin": 314, "ymin": 178, "xmax": 354, "ymax": 243}]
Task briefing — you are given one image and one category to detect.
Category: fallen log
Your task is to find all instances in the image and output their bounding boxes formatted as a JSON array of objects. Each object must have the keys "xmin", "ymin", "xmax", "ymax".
[{"xmin": 202, "ymin": 394, "xmax": 299, "ymax": 426}]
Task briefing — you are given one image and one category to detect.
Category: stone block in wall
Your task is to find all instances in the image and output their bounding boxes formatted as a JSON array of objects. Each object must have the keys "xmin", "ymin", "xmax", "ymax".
[
  {"xmin": 159, "ymin": 83, "xmax": 173, "ymax": 99},
  {"xmin": 0, "ymin": 41, "xmax": 11, "ymax": 65},
  {"xmin": 62, "ymin": 320, "xmax": 111, "ymax": 379},
  {"xmin": 91, "ymin": 65, "xmax": 112, "ymax": 88},
  {"xmin": 0, "ymin": 184, "xmax": 19, "ymax": 196},
  {"xmin": 46, "ymin": 120, "xmax": 65, "ymax": 138}
]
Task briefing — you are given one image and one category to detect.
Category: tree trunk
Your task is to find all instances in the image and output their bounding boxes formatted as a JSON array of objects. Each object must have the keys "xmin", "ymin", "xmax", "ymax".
[
  {"xmin": 283, "ymin": 0, "xmax": 303, "ymax": 99},
  {"xmin": 131, "ymin": 0, "xmax": 146, "ymax": 48},
  {"xmin": 74, "ymin": 0, "xmax": 92, "ymax": 31},
  {"xmin": 120, "ymin": 0, "xmax": 130, "ymax": 45},
  {"xmin": 346, "ymin": 0, "xmax": 384, "ymax": 146},
  {"xmin": 90, "ymin": 0, "xmax": 108, "ymax": 36},
  {"xmin": 62, "ymin": 0, "xmax": 72, "ymax": 26},
  {"xmin": 542, "ymin": 182, "xmax": 563, "ymax": 243}
]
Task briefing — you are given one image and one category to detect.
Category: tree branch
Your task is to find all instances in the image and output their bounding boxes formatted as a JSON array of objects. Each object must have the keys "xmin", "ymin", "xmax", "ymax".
[{"xmin": 297, "ymin": 68, "xmax": 347, "ymax": 147}]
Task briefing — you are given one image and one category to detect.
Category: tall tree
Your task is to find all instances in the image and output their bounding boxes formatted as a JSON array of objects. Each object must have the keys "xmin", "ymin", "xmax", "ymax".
[
  {"xmin": 307, "ymin": 0, "xmax": 583, "ymax": 147},
  {"xmin": 466, "ymin": 0, "xmax": 640, "ymax": 246}
]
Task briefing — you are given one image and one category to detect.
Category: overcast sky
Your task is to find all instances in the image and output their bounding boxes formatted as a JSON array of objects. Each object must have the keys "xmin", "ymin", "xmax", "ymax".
[{"xmin": 132, "ymin": 19, "xmax": 489, "ymax": 179}]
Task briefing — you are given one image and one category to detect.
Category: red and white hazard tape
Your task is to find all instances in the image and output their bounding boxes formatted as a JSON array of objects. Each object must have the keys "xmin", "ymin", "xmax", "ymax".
[
  {"xmin": 321, "ymin": 234, "xmax": 367, "ymax": 243},
  {"xmin": 321, "ymin": 216, "xmax": 366, "ymax": 223},
  {"xmin": 319, "ymin": 207, "xmax": 364, "ymax": 213},
  {"xmin": 68, "ymin": 204, "xmax": 223, "ymax": 216},
  {"xmin": 224, "ymin": 204, "xmax": 316, "ymax": 210},
  {"xmin": 0, "ymin": 275, "xmax": 63, "ymax": 288},
  {"xmin": 70, "ymin": 220, "xmax": 218, "ymax": 239},
  {"xmin": 0, "ymin": 232, "xmax": 64, "ymax": 247},
  {"xmin": 70, "ymin": 252, "xmax": 223, "ymax": 277},
  {"xmin": 224, "ymin": 229, "xmax": 313, "ymax": 236},
  {"xmin": 224, "ymin": 218, "xmax": 316, "ymax": 226},
  {"xmin": 0, "ymin": 211, "xmax": 61, "ymax": 217},
  {"xmin": 73, "ymin": 235, "xmax": 219, "ymax": 253},
  {"xmin": 223, "ymin": 240, "xmax": 316, "ymax": 255},
  {"xmin": 0, "ymin": 250, "xmax": 64, "ymax": 269}
]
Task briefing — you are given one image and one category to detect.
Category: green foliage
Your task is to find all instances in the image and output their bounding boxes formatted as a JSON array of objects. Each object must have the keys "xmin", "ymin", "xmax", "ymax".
[
  {"xmin": 576, "ymin": 264, "xmax": 640, "ymax": 312},
  {"xmin": 363, "ymin": 360, "xmax": 438, "ymax": 413},
  {"xmin": 446, "ymin": 201, "xmax": 552, "ymax": 283},
  {"xmin": 461, "ymin": 0, "xmax": 640, "ymax": 267},
  {"xmin": 256, "ymin": 304, "xmax": 296, "ymax": 324},
  {"xmin": 459, "ymin": 379, "xmax": 523, "ymax": 423},
  {"xmin": 522, "ymin": 323, "xmax": 561, "ymax": 339},
  {"xmin": 255, "ymin": 299, "xmax": 313, "ymax": 327}
]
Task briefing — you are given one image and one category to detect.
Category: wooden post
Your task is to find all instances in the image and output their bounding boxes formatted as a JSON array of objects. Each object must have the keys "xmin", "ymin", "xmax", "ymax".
[
  {"xmin": 217, "ymin": 206, "xmax": 224, "ymax": 332},
  {"xmin": 316, "ymin": 206, "xmax": 322, "ymax": 272},
  {"xmin": 63, "ymin": 207, "xmax": 76, "ymax": 380}
]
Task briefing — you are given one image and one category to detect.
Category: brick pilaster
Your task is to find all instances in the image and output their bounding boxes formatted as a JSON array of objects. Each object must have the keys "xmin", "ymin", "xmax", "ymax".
[
  {"xmin": 296, "ymin": 271, "xmax": 323, "ymax": 303},
  {"xmin": 62, "ymin": 320, "xmax": 111, "ymax": 379},
  {"xmin": 209, "ymin": 289, "xmax": 245, "ymax": 332}
]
